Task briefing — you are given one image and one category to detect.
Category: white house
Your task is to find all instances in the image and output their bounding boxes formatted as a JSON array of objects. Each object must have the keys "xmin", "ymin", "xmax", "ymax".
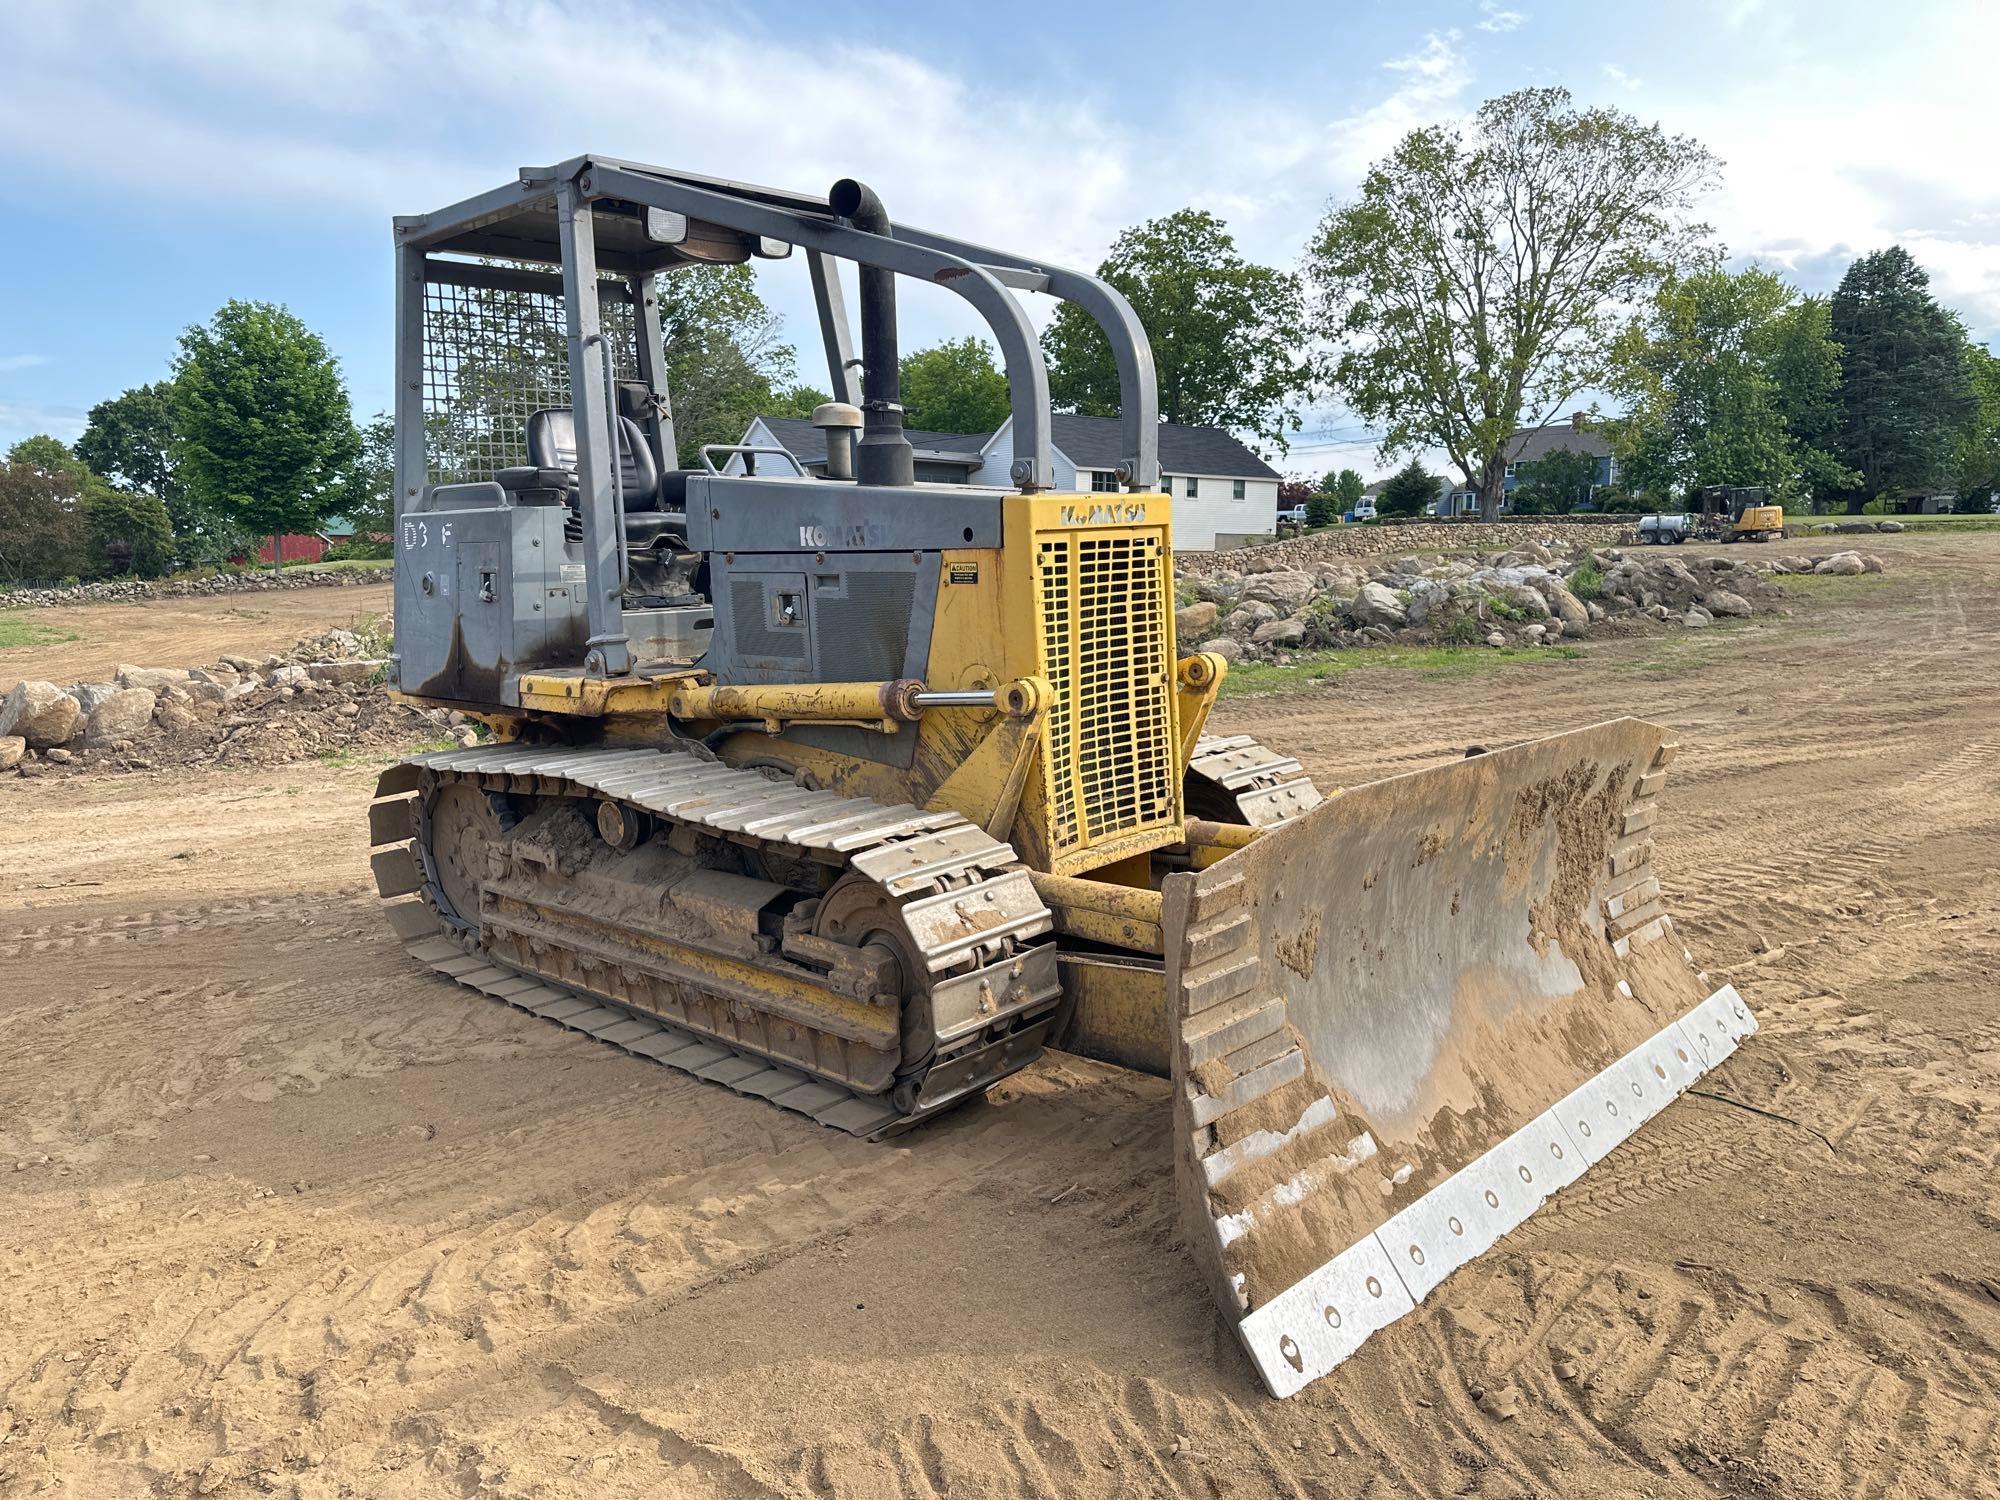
[{"xmin": 733, "ymin": 412, "xmax": 1281, "ymax": 552}]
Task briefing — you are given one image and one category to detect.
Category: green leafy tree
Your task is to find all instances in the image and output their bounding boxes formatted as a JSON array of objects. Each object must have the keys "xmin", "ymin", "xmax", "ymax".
[
  {"xmin": 1828, "ymin": 246, "xmax": 1978, "ymax": 511},
  {"xmin": 339, "ymin": 412, "xmax": 395, "ymax": 541},
  {"xmin": 172, "ymin": 300, "xmax": 361, "ymax": 569},
  {"xmin": 1508, "ymin": 446, "xmax": 1600, "ymax": 513},
  {"xmin": 84, "ymin": 487, "xmax": 175, "ymax": 576},
  {"xmin": 1608, "ymin": 264, "xmax": 1853, "ymax": 504},
  {"xmin": 658, "ymin": 264, "xmax": 807, "ymax": 466},
  {"xmin": 1042, "ymin": 209, "xmax": 1309, "ymax": 447},
  {"xmin": 1376, "ymin": 458, "xmax": 1438, "ymax": 518},
  {"xmin": 0, "ymin": 444, "xmax": 91, "ymax": 582},
  {"xmin": 73, "ymin": 380, "xmax": 240, "ymax": 559},
  {"xmin": 1950, "ymin": 342, "xmax": 2000, "ymax": 508},
  {"xmin": 1307, "ymin": 87, "xmax": 1719, "ymax": 520},
  {"xmin": 899, "ymin": 337, "xmax": 1011, "ymax": 433}
]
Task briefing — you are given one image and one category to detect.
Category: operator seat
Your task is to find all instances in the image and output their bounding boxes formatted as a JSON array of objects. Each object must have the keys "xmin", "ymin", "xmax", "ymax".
[{"xmin": 498, "ymin": 407, "xmax": 687, "ymax": 547}]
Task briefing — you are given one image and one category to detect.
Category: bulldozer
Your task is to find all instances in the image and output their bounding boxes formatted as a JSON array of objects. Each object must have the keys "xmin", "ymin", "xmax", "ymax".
[{"xmin": 368, "ymin": 157, "xmax": 1756, "ymax": 1399}]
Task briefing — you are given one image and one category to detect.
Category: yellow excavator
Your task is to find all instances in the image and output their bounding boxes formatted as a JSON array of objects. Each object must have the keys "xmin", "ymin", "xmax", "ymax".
[{"xmin": 368, "ymin": 157, "xmax": 1755, "ymax": 1399}]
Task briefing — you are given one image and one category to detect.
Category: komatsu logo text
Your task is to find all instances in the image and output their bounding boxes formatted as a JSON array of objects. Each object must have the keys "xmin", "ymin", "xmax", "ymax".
[
  {"xmin": 798, "ymin": 522, "xmax": 891, "ymax": 548},
  {"xmin": 1059, "ymin": 501, "xmax": 1148, "ymax": 526}
]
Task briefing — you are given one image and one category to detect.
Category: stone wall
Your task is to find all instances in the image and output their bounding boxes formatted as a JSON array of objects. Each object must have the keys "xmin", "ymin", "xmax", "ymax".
[
  {"xmin": 0, "ymin": 566, "xmax": 393, "ymax": 610},
  {"xmin": 1186, "ymin": 521, "xmax": 1638, "ymax": 576}
]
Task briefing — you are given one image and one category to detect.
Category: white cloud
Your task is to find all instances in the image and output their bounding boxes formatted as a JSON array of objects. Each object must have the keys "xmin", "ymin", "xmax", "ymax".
[
  {"xmin": 1602, "ymin": 63, "xmax": 1643, "ymax": 90},
  {"xmin": 1477, "ymin": 2, "xmax": 1525, "ymax": 33},
  {"xmin": 0, "ymin": 355, "xmax": 52, "ymax": 373},
  {"xmin": 0, "ymin": 400, "xmax": 86, "ymax": 445}
]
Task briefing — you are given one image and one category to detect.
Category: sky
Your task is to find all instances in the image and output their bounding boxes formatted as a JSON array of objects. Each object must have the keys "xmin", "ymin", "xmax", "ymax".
[{"xmin": 2, "ymin": 0, "xmax": 1997, "ymax": 478}]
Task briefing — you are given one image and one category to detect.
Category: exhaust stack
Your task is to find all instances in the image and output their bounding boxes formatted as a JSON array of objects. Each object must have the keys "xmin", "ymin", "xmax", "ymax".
[{"xmin": 829, "ymin": 178, "xmax": 914, "ymax": 488}]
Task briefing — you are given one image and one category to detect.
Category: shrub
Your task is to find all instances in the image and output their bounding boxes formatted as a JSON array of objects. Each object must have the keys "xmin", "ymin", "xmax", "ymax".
[{"xmin": 323, "ymin": 536, "xmax": 393, "ymax": 562}]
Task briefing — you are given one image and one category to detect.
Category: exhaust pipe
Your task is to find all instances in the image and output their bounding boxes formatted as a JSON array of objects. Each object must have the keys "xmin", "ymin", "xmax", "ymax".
[{"xmin": 829, "ymin": 178, "xmax": 914, "ymax": 488}]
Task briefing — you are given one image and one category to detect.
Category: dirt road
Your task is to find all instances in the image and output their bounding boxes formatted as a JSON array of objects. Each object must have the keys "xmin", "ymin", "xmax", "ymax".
[
  {"xmin": 0, "ymin": 581, "xmax": 393, "ymax": 692},
  {"xmin": 4, "ymin": 535, "xmax": 1996, "ymax": 1498}
]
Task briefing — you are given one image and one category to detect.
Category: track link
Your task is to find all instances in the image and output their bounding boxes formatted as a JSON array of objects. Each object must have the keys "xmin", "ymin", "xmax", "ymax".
[{"xmin": 368, "ymin": 742, "xmax": 1062, "ymax": 1139}]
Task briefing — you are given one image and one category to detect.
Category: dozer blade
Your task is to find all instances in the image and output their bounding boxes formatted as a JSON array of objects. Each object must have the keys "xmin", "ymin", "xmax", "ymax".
[{"xmin": 1162, "ymin": 717, "xmax": 1756, "ymax": 1398}]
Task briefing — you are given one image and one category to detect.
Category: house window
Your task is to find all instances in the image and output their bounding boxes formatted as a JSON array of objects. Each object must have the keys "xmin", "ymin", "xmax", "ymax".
[
  {"xmin": 1090, "ymin": 470, "xmax": 1118, "ymax": 492},
  {"xmin": 1184, "ymin": 477, "xmax": 1198, "ymax": 498},
  {"xmin": 1232, "ymin": 479, "xmax": 1246, "ymax": 500}
]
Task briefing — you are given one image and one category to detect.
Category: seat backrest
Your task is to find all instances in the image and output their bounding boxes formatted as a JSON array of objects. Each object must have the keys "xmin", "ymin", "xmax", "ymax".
[{"xmin": 526, "ymin": 408, "xmax": 661, "ymax": 509}]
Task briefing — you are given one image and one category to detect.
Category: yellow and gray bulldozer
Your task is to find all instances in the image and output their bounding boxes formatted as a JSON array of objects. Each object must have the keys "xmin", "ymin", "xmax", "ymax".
[{"xmin": 369, "ymin": 157, "xmax": 1755, "ymax": 1398}]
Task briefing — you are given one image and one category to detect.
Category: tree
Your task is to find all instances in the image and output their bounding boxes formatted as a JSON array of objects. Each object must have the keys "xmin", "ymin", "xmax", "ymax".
[
  {"xmin": 340, "ymin": 412, "xmax": 394, "ymax": 541},
  {"xmin": 172, "ymin": 300, "xmax": 360, "ymax": 569},
  {"xmin": 76, "ymin": 381, "xmax": 241, "ymax": 565},
  {"xmin": 1608, "ymin": 264, "xmax": 1852, "ymax": 504},
  {"xmin": 1332, "ymin": 468, "xmax": 1365, "ymax": 511},
  {"xmin": 1508, "ymin": 446, "xmax": 1600, "ymax": 513},
  {"xmin": 656, "ymin": 263, "xmax": 810, "ymax": 466},
  {"xmin": 0, "ymin": 446, "xmax": 91, "ymax": 582},
  {"xmin": 1828, "ymin": 246, "xmax": 1978, "ymax": 511},
  {"xmin": 1307, "ymin": 87, "xmax": 1719, "ymax": 520},
  {"xmin": 1950, "ymin": 343, "xmax": 2000, "ymax": 508},
  {"xmin": 1376, "ymin": 458, "xmax": 1438, "ymax": 517},
  {"xmin": 899, "ymin": 337, "xmax": 1011, "ymax": 433},
  {"xmin": 1041, "ymin": 209, "xmax": 1309, "ymax": 447},
  {"xmin": 85, "ymin": 488, "xmax": 175, "ymax": 576}
]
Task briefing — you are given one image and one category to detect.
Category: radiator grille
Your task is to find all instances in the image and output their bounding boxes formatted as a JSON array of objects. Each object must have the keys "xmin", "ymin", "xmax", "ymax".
[{"xmin": 1035, "ymin": 530, "xmax": 1178, "ymax": 853}]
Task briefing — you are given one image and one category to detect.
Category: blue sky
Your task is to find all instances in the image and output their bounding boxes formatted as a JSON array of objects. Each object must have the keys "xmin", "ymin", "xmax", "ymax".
[{"xmin": 3, "ymin": 0, "xmax": 1996, "ymax": 478}]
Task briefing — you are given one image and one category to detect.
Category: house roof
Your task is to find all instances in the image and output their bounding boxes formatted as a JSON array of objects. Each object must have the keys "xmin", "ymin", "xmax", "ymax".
[
  {"xmin": 750, "ymin": 415, "xmax": 988, "ymax": 467},
  {"xmin": 1502, "ymin": 417, "xmax": 1613, "ymax": 465},
  {"xmin": 747, "ymin": 412, "xmax": 1282, "ymax": 481}
]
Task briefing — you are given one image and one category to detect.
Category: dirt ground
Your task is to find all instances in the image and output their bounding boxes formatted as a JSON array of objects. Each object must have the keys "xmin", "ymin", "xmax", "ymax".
[
  {"xmin": 0, "ymin": 582, "xmax": 394, "ymax": 692},
  {"xmin": 3, "ymin": 534, "xmax": 1996, "ymax": 1499}
]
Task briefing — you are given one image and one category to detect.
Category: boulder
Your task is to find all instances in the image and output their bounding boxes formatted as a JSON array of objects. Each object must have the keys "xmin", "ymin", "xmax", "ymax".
[
  {"xmin": 1544, "ymin": 581, "xmax": 1591, "ymax": 633},
  {"xmin": 0, "ymin": 736, "xmax": 23, "ymax": 771},
  {"xmin": 1221, "ymin": 601, "xmax": 1279, "ymax": 636},
  {"xmin": 84, "ymin": 687, "xmax": 158, "ymax": 747},
  {"xmin": 155, "ymin": 700, "xmax": 201, "ymax": 734},
  {"xmin": 1344, "ymin": 581, "xmax": 1408, "ymax": 629},
  {"xmin": 1175, "ymin": 601, "xmax": 1219, "ymax": 639},
  {"xmin": 1703, "ymin": 589, "xmax": 1753, "ymax": 618},
  {"xmin": 1240, "ymin": 569, "xmax": 1319, "ymax": 612},
  {"xmin": 306, "ymin": 660, "xmax": 383, "ymax": 687},
  {"xmin": 115, "ymin": 664, "xmax": 192, "ymax": 692},
  {"xmin": 1197, "ymin": 636, "xmax": 1245, "ymax": 663},
  {"xmin": 1250, "ymin": 618, "xmax": 1307, "ymax": 648},
  {"xmin": 0, "ymin": 681, "xmax": 82, "ymax": 750},
  {"xmin": 71, "ymin": 681, "xmax": 119, "ymax": 715},
  {"xmin": 1813, "ymin": 552, "xmax": 1866, "ymax": 576}
]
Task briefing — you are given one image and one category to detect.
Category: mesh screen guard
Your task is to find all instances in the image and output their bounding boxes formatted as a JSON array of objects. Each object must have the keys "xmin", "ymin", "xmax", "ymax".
[{"xmin": 420, "ymin": 270, "xmax": 640, "ymax": 485}]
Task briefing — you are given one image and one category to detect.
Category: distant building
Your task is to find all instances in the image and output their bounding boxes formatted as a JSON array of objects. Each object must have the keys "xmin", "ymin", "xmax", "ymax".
[
  {"xmin": 734, "ymin": 412, "xmax": 1282, "ymax": 552},
  {"xmin": 1429, "ymin": 412, "xmax": 1618, "ymax": 516}
]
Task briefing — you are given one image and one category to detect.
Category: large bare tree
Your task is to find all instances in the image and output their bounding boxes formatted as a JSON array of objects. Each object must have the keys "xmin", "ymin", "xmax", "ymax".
[{"xmin": 1307, "ymin": 88, "xmax": 1719, "ymax": 519}]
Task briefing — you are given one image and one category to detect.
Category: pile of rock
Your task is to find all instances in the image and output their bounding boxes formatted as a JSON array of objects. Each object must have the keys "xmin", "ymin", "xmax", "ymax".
[
  {"xmin": 0, "ymin": 565, "xmax": 393, "ymax": 611},
  {"xmin": 0, "ymin": 624, "xmax": 467, "ymax": 777},
  {"xmin": 1174, "ymin": 541, "xmax": 1878, "ymax": 665}
]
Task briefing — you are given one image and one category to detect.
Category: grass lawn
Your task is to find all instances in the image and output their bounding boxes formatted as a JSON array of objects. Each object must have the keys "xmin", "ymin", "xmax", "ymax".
[
  {"xmin": 1218, "ymin": 643, "xmax": 1583, "ymax": 698},
  {"xmin": 0, "ymin": 613, "xmax": 82, "ymax": 650}
]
